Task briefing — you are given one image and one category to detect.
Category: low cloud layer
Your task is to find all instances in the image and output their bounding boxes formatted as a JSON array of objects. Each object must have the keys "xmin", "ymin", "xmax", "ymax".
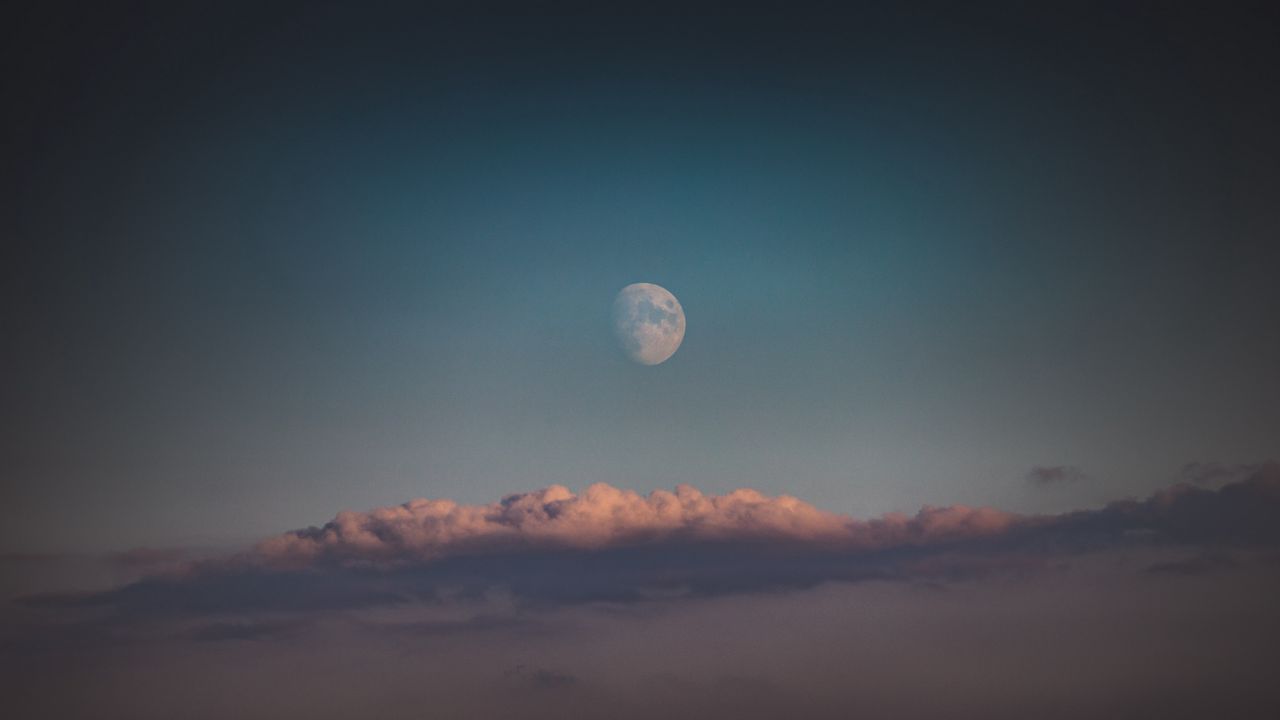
[
  {"xmin": 7, "ymin": 464, "xmax": 1280, "ymax": 719},
  {"xmin": 21, "ymin": 462, "xmax": 1276, "ymax": 618},
  {"xmin": 252, "ymin": 461, "xmax": 1280, "ymax": 570},
  {"xmin": 252, "ymin": 483, "xmax": 1018, "ymax": 569}
]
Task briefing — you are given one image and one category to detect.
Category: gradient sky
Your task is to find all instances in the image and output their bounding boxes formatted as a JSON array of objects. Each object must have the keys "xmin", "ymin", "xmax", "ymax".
[{"xmin": 4, "ymin": 1, "xmax": 1279, "ymax": 553}]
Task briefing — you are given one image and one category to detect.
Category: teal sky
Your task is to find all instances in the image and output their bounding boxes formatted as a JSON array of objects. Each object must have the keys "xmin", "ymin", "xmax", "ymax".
[{"xmin": 4, "ymin": 3, "xmax": 1278, "ymax": 552}]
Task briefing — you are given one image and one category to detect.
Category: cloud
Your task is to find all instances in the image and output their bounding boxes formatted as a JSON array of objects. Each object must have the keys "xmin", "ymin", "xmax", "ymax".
[
  {"xmin": 10, "ymin": 564, "xmax": 1280, "ymax": 720},
  {"xmin": 1178, "ymin": 461, "xmax": 1263, "ymax": 488},
  {"xmin": 1025, "ymin": 465, "xmax": 1087, "ymax": 485},
  {"xmin": 23, "ymin": 463, "xmax": 1278, "ymax": 618},
  {"xmin": 8, "ymin": 465, "xmax": 1280, "ymax": 719},
  {"xmin": 248, "ymin": 483, "xmax": 1018, "ymax": 571}
]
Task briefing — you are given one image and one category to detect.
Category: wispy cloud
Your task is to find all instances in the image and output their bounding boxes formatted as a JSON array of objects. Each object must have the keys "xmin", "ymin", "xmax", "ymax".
[
  {"xmin": 1025, "ymin": 465, "xmax": 1088, "ymax": 485},
  {"xmin": 1178, "ymin": 461, "xmax": 1263, "ymax": 488}
]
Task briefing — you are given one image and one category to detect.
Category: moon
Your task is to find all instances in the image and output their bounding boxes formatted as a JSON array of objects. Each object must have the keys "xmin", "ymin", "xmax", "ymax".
[{"xmin": 613, "ymin": 283, "xmax": 686, "ymax": 365}]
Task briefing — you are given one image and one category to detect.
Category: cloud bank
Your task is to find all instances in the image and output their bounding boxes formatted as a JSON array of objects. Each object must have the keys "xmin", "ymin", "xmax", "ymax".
[
  {"xmin": 249, "ymin": 462, "xmax": 1279, "ymax": 572},
  {"xmin": 8, "ymin": 464, "xmax": 1280, "ymax": 720},
  {"xmin": 252, "ymin": 482, "xmax": 1018, "ymax": 570},
  {"xmin": 23, "ymin": 462, "xmax": 1275, "ymax": 618}
]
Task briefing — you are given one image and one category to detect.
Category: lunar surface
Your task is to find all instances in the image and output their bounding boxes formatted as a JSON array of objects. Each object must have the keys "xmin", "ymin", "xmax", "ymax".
[{"xmin": 612, "ymin": 283, "xmax": 685, "ymax": 365}]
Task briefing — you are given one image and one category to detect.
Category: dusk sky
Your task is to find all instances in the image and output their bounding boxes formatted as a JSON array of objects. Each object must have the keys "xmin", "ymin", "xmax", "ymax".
[{"xmin": 3, "ymin": 3, "xmax": 1280, "ymax": 718}]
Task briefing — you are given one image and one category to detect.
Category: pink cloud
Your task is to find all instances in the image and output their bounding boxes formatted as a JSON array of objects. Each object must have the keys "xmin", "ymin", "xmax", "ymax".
[
  {"xmin": 22, "ymin": 464, "xmax": 1280, "ymax": 616},
  {"xmin": 252, "ymin": 483, "xmax": 1020, "ymax": 570}
]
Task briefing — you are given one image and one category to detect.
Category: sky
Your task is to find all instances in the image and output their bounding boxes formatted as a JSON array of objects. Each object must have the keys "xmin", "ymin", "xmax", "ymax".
[
  {"xmin": 5, "ymin": 1, "xmax": 1278, "ymax": 553},
  {"xmin": 3, "ymin": 3, "xmax": 1280, "ymax": 717}
]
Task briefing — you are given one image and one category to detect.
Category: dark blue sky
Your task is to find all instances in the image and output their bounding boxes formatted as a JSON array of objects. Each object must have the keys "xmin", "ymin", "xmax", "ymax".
[{"xmin": 4, "ymin": 2, "xmax": 1278, "ymax": 552}]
